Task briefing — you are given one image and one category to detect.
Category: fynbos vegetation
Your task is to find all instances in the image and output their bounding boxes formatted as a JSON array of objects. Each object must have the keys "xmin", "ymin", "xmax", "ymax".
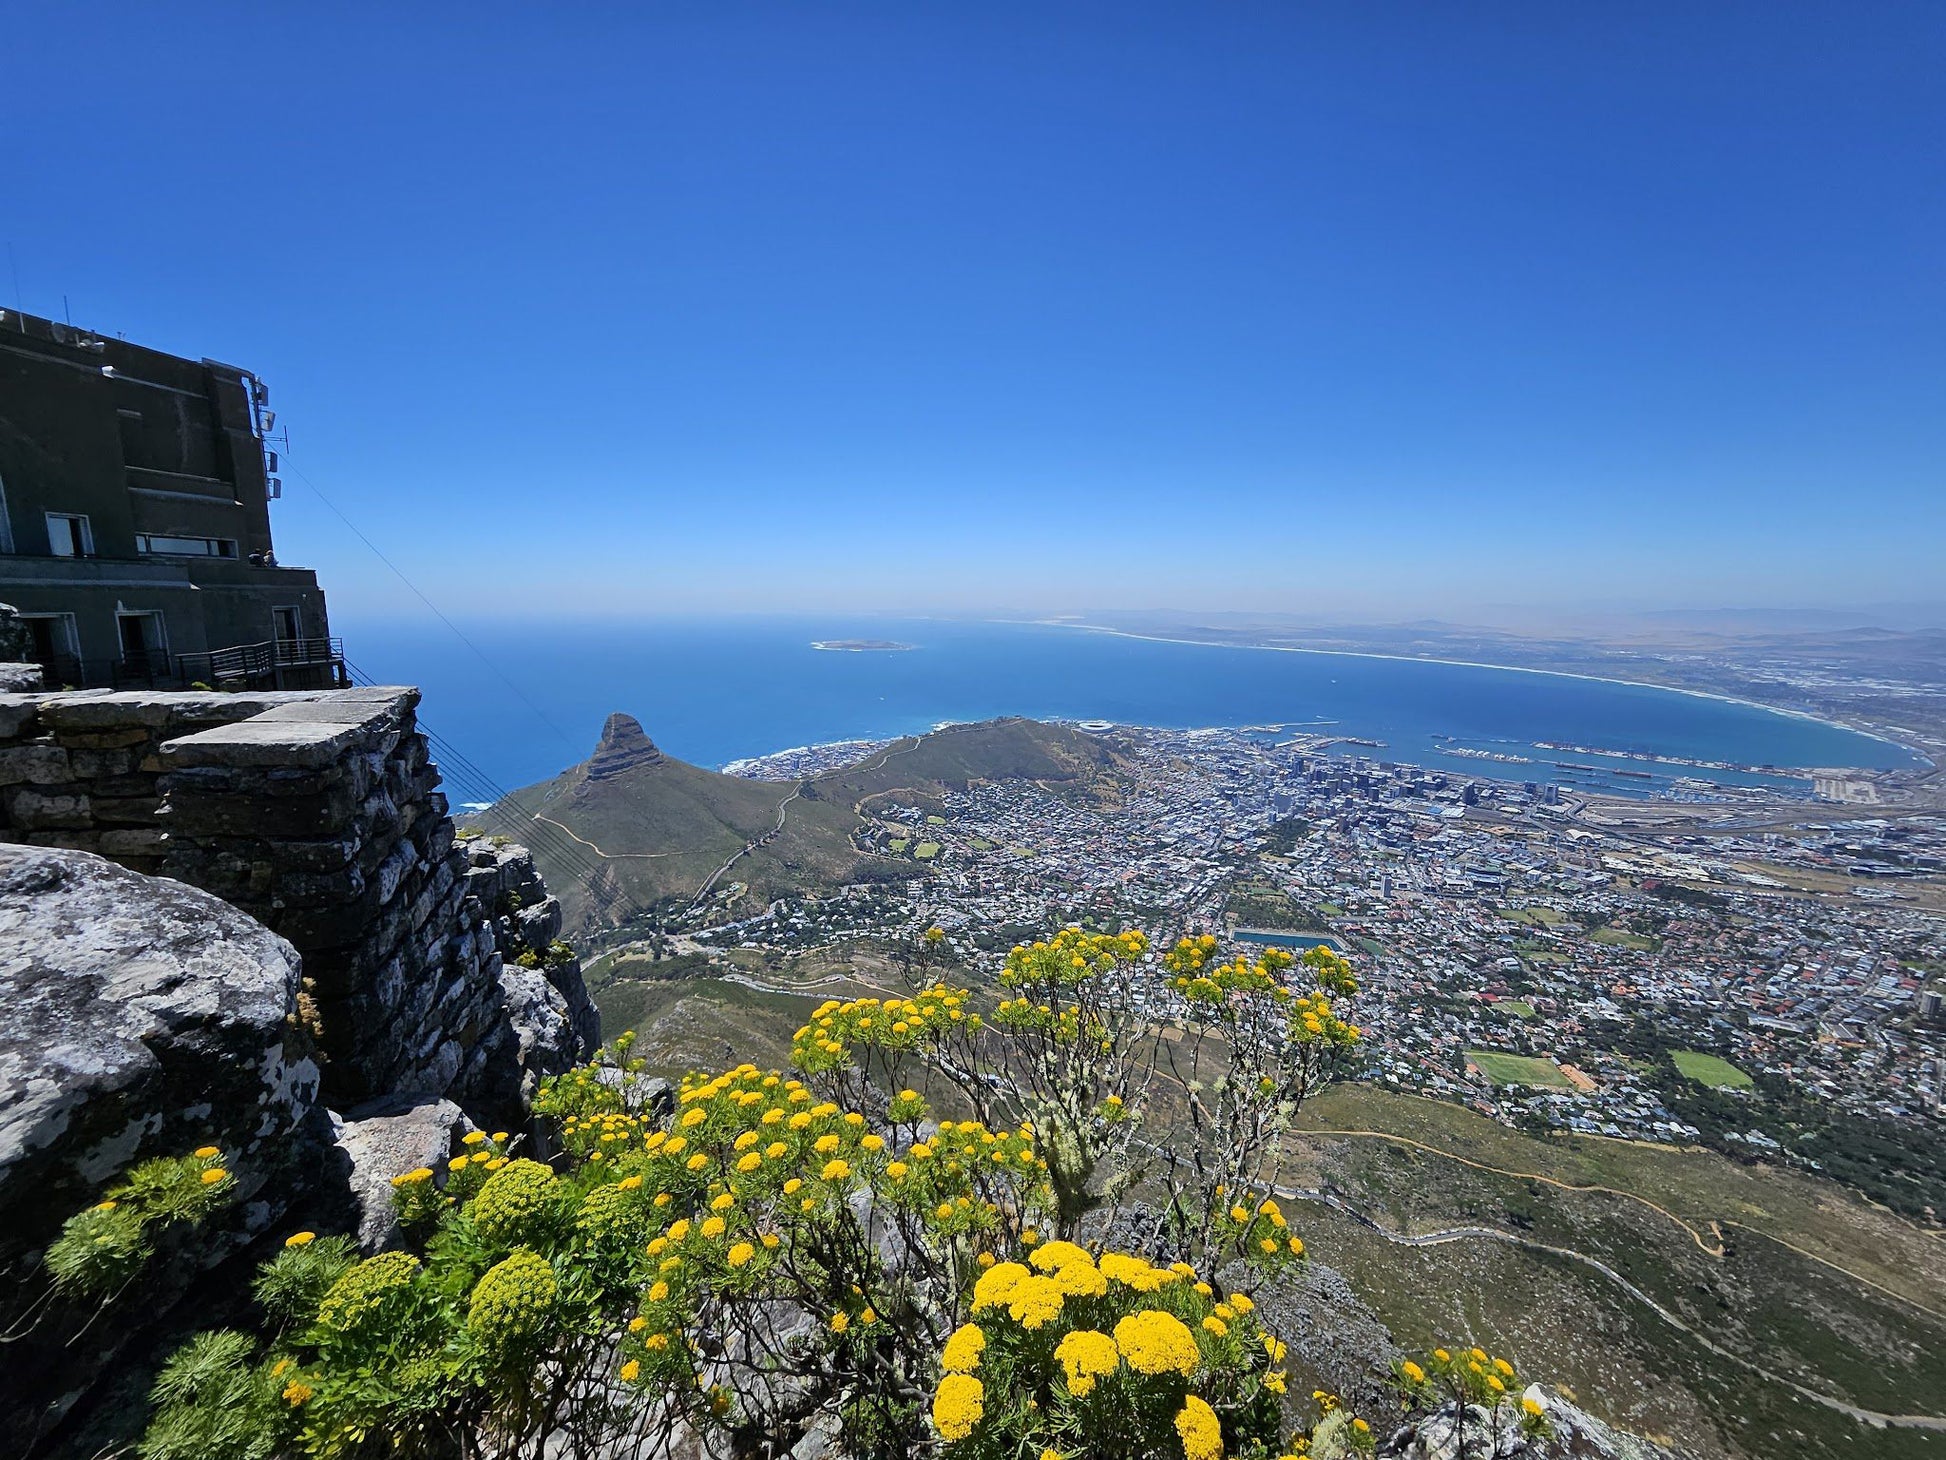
[{"xmin": 47, "ymin": 929, "xmax": 1547, "ymax": 1459}]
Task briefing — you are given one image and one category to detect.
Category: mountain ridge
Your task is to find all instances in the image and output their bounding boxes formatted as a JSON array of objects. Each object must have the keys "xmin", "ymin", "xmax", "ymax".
[{"xmin": 466, "ymin": 716, "xmax": 1125, "ymax": 936}]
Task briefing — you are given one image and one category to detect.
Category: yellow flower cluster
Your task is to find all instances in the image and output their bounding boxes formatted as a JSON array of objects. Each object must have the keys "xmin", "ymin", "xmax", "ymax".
[
  {"xmin": 470, "ymin": 1159, "xmax": 561, "ymax": 1247},
  {"xmin": 1287, "ymin": 989, "xmax": 1361, "ymax": 1047},
  {"xmin": 1300, "ymin": 943, "xmax": 1359, "ymax": 995},
  {"xmin": 790, "ymin": 986, "xmax": 969, "ymax": 1073},
  {"xmin": 932, "ymin": 1371, "xmax": 984, "ymax": 1442},
  {"xmin": 1113, "ymin": 1308, "xmax": 1200, "ymax": 1376},
  {"xmin": 1221, "ymin": 1194, "xmax": 1308, "ymax": 1266},
  {"xmin": 941, "ymin": 1322, "xmax": 986, "ymax": 1372},
  {"xmin": 999, "ymin": 927, "xmax": 1147, "ymax": 990},
  {"xmin": 385, "ymin": 1131, "xmax": 518, "ymax": 1232},
  {"xmin": 1175, "ymin": 1393, "xmax": 1223, "ymax": 1460},
  {"xmin": 938, "ymin": 1244, "xmax": 1302, "ymax": 1454},
  {"xmin": 1053, "ymin": 1327, "xmax": 1119, "ymax": 1395},
  {"xmin": 879, "ymin": 1118, "xmax": 1049, "ymax": 1235},
  {"xmin": 1098, "ymin": 1251, "xmax": 1182, "ymax": 1292},
  {"xmin": 556, "ymin": 1104, "xmax": 654, "ymax": 1164},
  {"xmin": 992, "ymin": 996, "xmax": 1101, "ymax": 1045},
  {"xmin": 1163, "ymin": 936, "xmax": 1296, "ymax": 1005},
  {"xmin": 1402, "ymin": 1343, "xmax": 1535, "ymax": 1421}
]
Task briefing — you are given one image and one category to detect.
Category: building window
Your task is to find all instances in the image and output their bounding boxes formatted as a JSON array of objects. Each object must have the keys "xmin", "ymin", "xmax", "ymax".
[
  {"xmin": 135, "ymin": 533, "xmax": 238, "ymax": 559},
  {"xmin": 46, "ymin": 512, "xmax": 94, "ymax": 558},
  {"xmin": 0, "ymin": 473, "xmax": 13, "ymax": 553}
]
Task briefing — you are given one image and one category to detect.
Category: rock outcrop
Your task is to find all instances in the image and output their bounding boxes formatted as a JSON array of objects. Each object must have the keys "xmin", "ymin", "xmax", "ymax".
[
  {"xmin": 0, "ymin": 603, "xmax": 32, "ymax": 665},
  {"xmin": 1376, "ymin": 1399, "xmax": 1696, "ymax": 1459},
  {"xmin": 0, "ymin": 844, "xmax": 327, "ymax": 1450},
  {"xmin": 0, "ymin": 684, "xmax": 603, "ymax": 1457},
  {"xmin": 0, "ymin": 684, "xmax": 600, "ymax": 1123},
  {"xmin": 329, "ymin": 1092, "xmax": 474, "ymax": 1251},
  {"xmin": 583, "ymin": 711, "xmax": 664, "ymax": 781}
]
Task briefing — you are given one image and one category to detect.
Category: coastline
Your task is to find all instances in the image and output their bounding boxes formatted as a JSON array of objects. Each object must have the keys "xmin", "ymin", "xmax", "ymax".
[{"xmin": 1021, "ymin": 619, "xmax": 1929, "ymax": 767}]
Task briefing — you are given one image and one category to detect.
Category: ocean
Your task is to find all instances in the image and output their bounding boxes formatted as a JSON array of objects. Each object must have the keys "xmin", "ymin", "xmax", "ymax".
[{"xmin": 331, "ymin": 615, "xmax": 1925, "ymax": 801}]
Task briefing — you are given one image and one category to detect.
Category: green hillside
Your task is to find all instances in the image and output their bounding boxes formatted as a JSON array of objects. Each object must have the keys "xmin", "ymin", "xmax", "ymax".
[
  {"xmin": 466, "ymin": 715, "xmax": 1123, "ymax": 937},
  {"xmin": 1282, "ymin": 1084, "xmax": 1946, "ymax": 1460}
]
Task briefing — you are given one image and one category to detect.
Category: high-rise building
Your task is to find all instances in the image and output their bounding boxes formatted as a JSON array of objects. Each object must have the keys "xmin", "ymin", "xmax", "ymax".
[{"xmin": 0, "ymin": 309, "xmax": 340, "ymax": 689}]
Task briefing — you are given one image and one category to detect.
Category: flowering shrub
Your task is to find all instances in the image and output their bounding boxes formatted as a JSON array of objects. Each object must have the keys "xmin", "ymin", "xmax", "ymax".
[
  {"xmin": 43, "ymin": 1147, "xmax": 235, "ymax": 1297},
  {"xmin": 1392, "ymin": 1343, "xmax": 1552, "ymax": 1449},
  {"xmin": 74, "ymin": 924, "xmax": 1579, "ymax": 1460}
]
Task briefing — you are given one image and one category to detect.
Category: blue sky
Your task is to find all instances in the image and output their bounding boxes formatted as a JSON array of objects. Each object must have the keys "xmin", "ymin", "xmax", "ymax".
[{"xmin": 5, "ymin": 4, "xmax": 1941, "ymax": 622}]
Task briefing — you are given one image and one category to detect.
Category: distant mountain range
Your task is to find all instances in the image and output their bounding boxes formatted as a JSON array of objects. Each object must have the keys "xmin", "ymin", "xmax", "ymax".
[{"xmin": 464, "ymin": 713, "xmax": 1124, "ymax": 937}]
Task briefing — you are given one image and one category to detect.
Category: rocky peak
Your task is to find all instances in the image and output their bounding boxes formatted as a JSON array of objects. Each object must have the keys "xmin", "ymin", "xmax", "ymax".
[{"xmin": 585, "ymin": 713, "xmax": 665, "ymax": 781}]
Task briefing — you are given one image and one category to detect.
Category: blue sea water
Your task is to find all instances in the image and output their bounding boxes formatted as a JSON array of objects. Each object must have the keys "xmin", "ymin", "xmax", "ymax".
[{"xmin": 332, "ymin": 615, "xmax": 1924, "ymax": 799}]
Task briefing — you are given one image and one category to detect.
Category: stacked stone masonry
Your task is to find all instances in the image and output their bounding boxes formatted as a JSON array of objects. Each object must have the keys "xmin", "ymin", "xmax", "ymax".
[{"xmin": 0, "ymin": 678, "xmax": 596, "ymax": 1120}]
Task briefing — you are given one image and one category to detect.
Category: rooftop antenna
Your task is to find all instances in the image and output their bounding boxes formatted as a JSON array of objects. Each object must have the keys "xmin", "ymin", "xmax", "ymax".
[{"xmin": 63, "ymin": 294, "xmax": 71, "ymax": 325}]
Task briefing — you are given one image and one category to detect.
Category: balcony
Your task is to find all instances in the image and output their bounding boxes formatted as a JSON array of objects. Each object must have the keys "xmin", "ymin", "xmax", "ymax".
[
  {"xmin": 26, "ymin": 638, "xmax": 348, "ymax": 692},
  {"xmin": 178, "ymin": 637, "xmax": 349, "ymax": 692}
]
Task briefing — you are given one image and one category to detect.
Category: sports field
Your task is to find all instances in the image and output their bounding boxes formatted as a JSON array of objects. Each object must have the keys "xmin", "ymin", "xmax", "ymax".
[
  {"xmin": 1467, "ymin": 1049, "xmax": 1572, "ymax": 1088},
  {"xmin": 1672, "ymin": 1049, "xmax": 1754, "ymax": 1088}
]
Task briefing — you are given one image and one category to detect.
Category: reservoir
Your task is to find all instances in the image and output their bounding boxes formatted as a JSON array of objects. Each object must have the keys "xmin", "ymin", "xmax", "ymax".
[{"xmin": 1232, "ymin": 929, "xmax": 1347, "ymax": 952}]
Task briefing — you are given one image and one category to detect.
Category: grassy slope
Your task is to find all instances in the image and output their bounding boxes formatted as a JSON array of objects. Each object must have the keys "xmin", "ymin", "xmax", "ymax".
[{"xmin": 1283, "ymin": 1084, "xmax": 1946, "ymax": 1460}]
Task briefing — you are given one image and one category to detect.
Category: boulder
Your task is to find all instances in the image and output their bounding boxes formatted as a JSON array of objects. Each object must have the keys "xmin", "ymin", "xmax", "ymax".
[
  {"xmin": 498, "ymin": 964, "xmax": 583, "ymax": 1104},
  {"xmin": 594, "ymin": 1065, "xmax": 676, "ymax": 1119},
  {"xmin": 516, "ymin": 893, "xmax": 564, "ymax": 950},
  {"xmin": 0, "ymin": 602, "xmax": 32, "ymax": 663},
  {"xmin": 0, "ymin": 844, "xmax": 324, "ymax": 1450},
  {"xmin": 547, "ymin": 950, "xmax": 603, "ymax": 1060},
  {"xmin": 1376, "ymin": 1398, "xmax": 1695, "ymax": 1459},
  {"xmin": 329, "ymin": 1092, "xmax": 474, "ymax": 1251}
]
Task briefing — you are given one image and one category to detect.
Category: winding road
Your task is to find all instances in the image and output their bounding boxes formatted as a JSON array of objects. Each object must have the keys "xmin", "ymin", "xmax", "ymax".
[{"xmin": 1270, "ymin": 1178, "xmax": 1946, "ymax": 1432}]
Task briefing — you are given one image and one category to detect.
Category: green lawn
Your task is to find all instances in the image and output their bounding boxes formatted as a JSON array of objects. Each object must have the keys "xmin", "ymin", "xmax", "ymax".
[
  {"xmin": 1467, "ymin": 1049, "xmax": 1573, "ymax": 1089},
  {"xmin": 1591, "ymin": 926, "xmax": 1658, "ymax": 951},
  {"xmin": 1498, "ymin": 999, "xmax": 1538, "ymax": 1019},
  {"xmin": 1672, "ymin": 1049, "xmax": 1755, "ymax": 1089},
  {"xmin": 914, "ymin": 842, "xmax": 941, "ymax": 860},
  {"xmin": 1499, "ymin": 906, "xmax": 1569, "ymax": 927},
  {"xmin": 888, "ymin": 839, "xmax": 910, "ymax": 853},
  {"xmin": 926, "ymin": 815, "xmax": 947, "ymax": 826}
]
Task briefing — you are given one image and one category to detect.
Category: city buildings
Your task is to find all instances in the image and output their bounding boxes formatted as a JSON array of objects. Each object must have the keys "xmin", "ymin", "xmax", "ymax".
[
  {"xmin": 667, "ymin": 724, "xmax": 1946, "ymax": 1156},
  {"xmin": 0, "ymin": 309, "xmax": 341, "ymax": 689}
]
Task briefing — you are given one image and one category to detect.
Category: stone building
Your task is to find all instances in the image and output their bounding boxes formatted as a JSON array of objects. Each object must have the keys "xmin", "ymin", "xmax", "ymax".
[{"xmin": 0, "ymin": 309, "xmax": 341, "ymax": 689}]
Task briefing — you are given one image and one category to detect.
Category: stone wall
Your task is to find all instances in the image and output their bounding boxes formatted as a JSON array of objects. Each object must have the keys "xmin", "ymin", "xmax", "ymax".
[
  {"xmin": 0, "ymin": 682, "xmax": 597, "ymax": 1121},
  {"xmin": 0, "ymin": 686, "xmax": 310, "ymax": 873}
]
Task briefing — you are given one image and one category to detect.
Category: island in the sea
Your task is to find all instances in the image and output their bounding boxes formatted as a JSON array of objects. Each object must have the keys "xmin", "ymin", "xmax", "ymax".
[{"xmin": 812, "ymin": 638, "xmax": 917, "ymax": 652}]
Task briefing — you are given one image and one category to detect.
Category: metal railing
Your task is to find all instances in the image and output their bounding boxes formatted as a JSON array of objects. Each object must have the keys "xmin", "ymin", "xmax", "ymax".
[
  {"xmin": 179, "ymin": 637, "xmax": 347, "ymax": 691},
  {"xmin": 25, "ymin": 638, "xmax": 347, "ymax": 692}
]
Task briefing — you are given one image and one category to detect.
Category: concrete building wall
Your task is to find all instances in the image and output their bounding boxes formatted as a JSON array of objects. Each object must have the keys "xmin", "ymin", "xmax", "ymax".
[{"xmin": 0, "ymin": 309, "xmax": 332, "ymax": 683}]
